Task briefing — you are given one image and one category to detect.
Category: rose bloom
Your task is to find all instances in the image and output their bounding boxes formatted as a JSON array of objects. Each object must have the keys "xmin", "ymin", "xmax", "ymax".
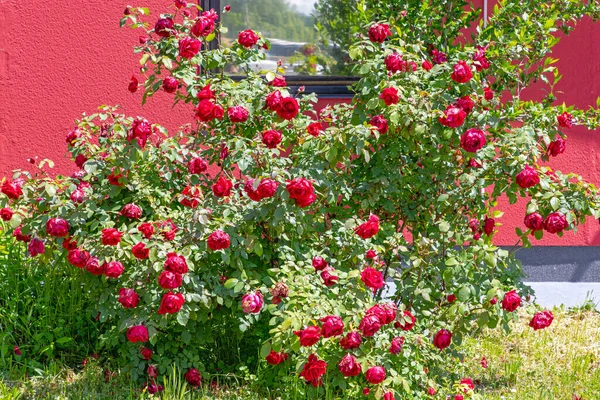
[
  {"xmin": 179, "ymin": 36, "xmax": 201, "ymax": 59},
  {"xmin": 180, "ymin": 185, "xmax": 202, "ymax": 208},
  {"xmin": 312, "ymin": 256, "xmax": 328, "ymax": 271},
  {"xmin": 261, "ymin": 129, "xmax": 282, "ymax": 149},
  {"xmin": 380, "ymin": 87, "xmax": 399, "ymax": 106},
  {"xmin": 557, "ymin": 112, "xmax": 573, "ymax": 128},
  {"xmin": 132, "ymin": 242, "xmax": 150, "ymax": 260},
  {"xmin": 447, "ymin": 294, "xmax": 457, "ymax": 303},
  {"xmin": 460, "ymin": 128, "xmax": 487, "ymax": 153},
  {"xmin": 191, "ymin": 16, "xmax": 215, "ymax": 37},
  {"xmin": 162, "ymin": 76, "xmax": 179, "ymax": 93},
  {"xmin": 355, "ymin": 214, "xmax": 380, "ymax": 239},
  {"xmin": 338, "ymin": 354, "xmax": 362, "ymax": 377},
  {"xmin": 428, "ymin": 387, "xmax": 437, "ymax": 395},
  {"xmin": 118, "ymin": 288, "xmax": 139, "ymax": 308},
  {"xmin": 227, "ymin": 105, "xmax": 249, "ymax": 123},
  {"xmin": 515, "ymin": 165, "xmax": 540, "ymax": 188},
  {"xmin": 395, "ymin": 310, "xmax": 416, "ymax": 331},
  {"xmin": 484, "ymin": 87, "xmax": 494, "ymax": 100},
  {"xmin": 455, "ymin": 95, "xmax": 474, "ymax": 114},
  {"xmin": 241, "ymin": 291, "xmax": 263, "ymax": 314},
  {"xmin": 212, "ymin": 176, "xmax": 233, "ymax": 197},
  {"xmin": 321, "ymin": 267, "xmax": 338, "ymax": 286},
  {"xmin": 361, "ymin": 267, "xmax": 384, "ymax": 290},
  {"xmin": 365, "ymin": 366, "xmax": 386, "ymax": 384},
  {"xmin": 433, "ymin": 329, "xmax": 452, "ymax": 349},
  {"xmin": 370, "ymin": 115, "xmax": 388, "ymax": 134},
  {"xmin": 1, "ymin": 179, "xmax": 23, "ymax": 200},
  {"xmin": 70, "ymin": 189, "xmax": 86, "ymax": 203},
  {"xmin": 46, "ymin": 218, "xmax": 70, "ymax": 237},
  {"xmin": 367, "ymin": 303, "xmax": 396, "ymax": 324},
  {"xmin": 265, "ymin": 90, "xmax": 283, "ymax": 111},
  {"xmin": 121, "ymin": 203, "xmax": 142, "ymax": 219},
  {"xmin": 159, "ymin": 219, "xmax": 177, "ymax": 241},
  {"xmin": 524, "ymin": 212, "xmax": 544, "ymax": 231},
  {"xmin": 276, "ymin": 97, "xmax": 299, "ymax": 120},
  {"xmin": 28, "ymin": 238, "xmax": 45, "ymax": 257},
  {"xmin": 138, "ymin": 222, "xmax": 154, "ymax": 239},
  {"xmin": 158, "ymin": 270, "xmax": 182, "ymax": 289},
  {"xmin": 196, "ymin": 100, "xmax": 224, "ymax": 122},
  {"xmin": 294, "ymin": 326, "xmax": 321, "ymax": 346},
  {"xmin": 188, "ymin": 157, "xmax": 208, "ymax": 174},
  {"xmin": 547, "ymin": 136, "xmax": 566, "ymax": 156},
  {"xmin": 62, "ymin": 237, "xmax": 77, "ymax": 251},
  {"xmin": 244, "ymin": 179, "xmax": 262, "ymax": 202},
  {"xmin": 502, "ymin": 290, "xmax": 521, "ymax": 312},
  {"xmin": 0, "ymin": 207, "xmax": 13, "ymax": 221},
  {"xmin": 164, "ymin": 252, "xmax": 188, "ymax": 274},
  {"xmin": 286, "ymin": 178, "xmax": 316, "ymax": 208},
  {"xmin": 13, "ymin": 227, "xmax": 31, "ymax": 243},
  {"xmin": 67, "ymin": 249, "xmax": 90, "ymax": 268},
  {"xmin": 85, "ymin": 257, "xmax": 104, "ymax": 276},
  {"xmin": 439, "ymin": 106, "xmax": 467, "ymax": 128},
  {"xmin": 66, "ymin": 128, "xmax": 82, "ymax": 145},
  {"xmin": 207, "ymin": 229, "xmax": 231, "ymax": 250},
  {"xmin": 422, "ymin": 59, "xmax": 433, "ymax": 71},
  {"xmin": 451, "ymin": 60, "xmax": 473, "ymax": 83},
  {"xmin": 483, "ymin": 217, "xmax": 495, "ymax": 235},
  {"xmin": 431, "ymin": 48, "xmax": 447, "ymax": 64},
  {"xmin": 363, "ymin": 388, "xmax": 371, "ymax": 396},
  {"xmin": 238, "ymin": 29, "xmax": 259, "ymax": 48},
  {"xmin": 306, "ymin": 122, "xmax": 323, "ymax": 137},
  {"xmin": 74, "ymin": 154, "xmax": 88, "ymax": 168},
  {"xmin": 320, "ymin": 315, "xmax": 344, "ymax": 338},
  {"xmin": 544, "ymin": 212, "xmax": 568, "ymax": 234},
  {"xmin": 197, "ymin": 84, "xmax": 215, "ymax": 100},
  {"xmin": 390, "ymin": 336, "xmax": 405, "ymax": 354},
  {"xmin": 140, "ymin": 347, "xmax": 152, "ymax": 360},
  {"xmin": 359, "ymin": 313, "xmax": 382, "ymax": 337},
  {"xmin": 257, "ymin": 179, "xmax": 278, "ymax": 199},
  {"xmin": 265, "ymin": 351, "xmax": 288, "ymax": 365},
  {"xmin": 270, "ymin": 76, "xmax": 287, "ymax": 87},
  {"xmin": 184, "ymin": 368, "xmax": 202, "ymax": 387},
  {"xmin": 455, "ymin": 395, "xmax": 464, "ymax": 400},
  {"xmin": 384, "ymin": 392, "xmax": 395, "ymax": 400},
  {"xmin": 473, "ymin": 45, "xmax": 490, "ymax": 70},
  {"xmin": 127, "ymin": 325, "xmax": 149, "ymax": 343},
  {"xmin": 104, "ymin": 261, "xmax": 124, "ymax": 278},
  {"xmin": 384, "ymin": 53, "xmax": 406, "ymax": 73},
  {"xmin": 158, "ymin": 292, "xmax": 185, "ymax": 314},
  {"xmin": 368, "ymin": 23, "xmax": 392, "ymax": 43},
  {"xmin": 529, "ymin": 310, "xmax": 554, "ymax": 330},
  {"xmin": 154, "ymin": 17, "xmax": 174, "ymax": 37},
  {"xmin": 101, "ymin": 228, "xmax": 123, "ymax": 246},
  {"xmin": 460, "ymin": 377, "xmax": 475, "ymax": 391}
]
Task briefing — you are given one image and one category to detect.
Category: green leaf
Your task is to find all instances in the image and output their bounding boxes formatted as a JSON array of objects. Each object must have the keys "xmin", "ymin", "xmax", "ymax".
[
  {"xmin": 457, "ymin": 286, "xmax": 471, "ymax": 302},
  {"xmin": 224, "ymin": 278, "xmax": 238, "ymax": 289},
  {"xmin": 259, "ymin": 342, "xmax": 271, "ymax": 358}
]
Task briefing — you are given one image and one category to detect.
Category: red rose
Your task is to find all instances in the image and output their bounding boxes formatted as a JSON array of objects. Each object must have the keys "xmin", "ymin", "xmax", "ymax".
[
  {"xmin": 455, "ymin": 395, "xmax": 464, "ymax": 400},
  {"xmin": 294, "ymin": 326, "xmax": 321, "ymax": 346},
  {"xmin": 191, "ymin": 16, "xmax": 215, "ymax": 37},
  {"xmin": 320, "ymin": 315, "xmax": 344, "ymax": 338},
  {"xmin": 544, "ymin": 212, "xmax": 568, "ymax": 234},
  {"xmin": 128, "ymin": 75, "xmax": 138, "ymax": 93},
  {"xmin": 28, "ymin": 238, "xmax": 45, "ymax": 257},
  {"xmin": 422, "ymin": 59, "xmax": 433, "ymax": 71},
  {"xmin": 384, "ymin": 392, "xmax": 395, "ymax": 400},
  {"xmin": 338, "ymin": 354, "xmax": 361, "ymax": 377},
  {"xmin": 121, "ymin": 203, "xmax": 142, "ymax": 219},
  {"xmin": 141, "ymin": 347, "xmax": 152, "ymax": 360},
  {"xmin": 270, "ymin": 76, "xmax": 287, "ymax": 87},
  {"xmin": 132, "ymin": 242, "xmax": 150, "ymax": 260},
  {"xmin": 451, "ymin": 60, "xmax": 473, "ymax": 83},
  {"xmin": 501, "ymin": 290, "xmax": 521, "ymax": 312},
  {"xmin": 363, "ymin": 388, "xmax": 371, "ymax": 396},
  {"xmin": 46, "ymin": 217, "xmax": 70, "ymax": 237},
  {"xmin": 529, "ymin": 310, "xmax": 554, "ymax": 330},
  {"xmin": 104, "ymin": 261, "xmax": 124, "ymax": 278},
  {"xmin": 158, "ymin": 291, "xmax": 185, "ymax": 314},
  {"xmin": 428, "ymin": 387, "xmax": 437, "ymax": 395},
  {"xmin": 395, "ymin": 310, "xmax": 416, "ymax": 331},
  {"xmin": 227, "ymin": 106, "xmax": 249, "ymax": 123},
  {"xmin": 370, "ymin": 115, "xmax": 388, "ymax": 134},
  {"xmin": 460, "ymin": 377, "xmax": 475, "ymax": 391},
  {"xmin": 483, "ymin": 217, "xmax": 495, "ymax": 235},
  {"xmin": 557, "ymin": 112, "xmax": 573, "ymax": 128},
  {"xmin": 138, "ymin": 223, "xmax": 154, "ymax": 239},
  {"xmin": 107, "ymin": 170, "xmax": 124, "ymax": 186},
  {"xmin": 515, "ymin": 165, "xmax": 540, "ymax": 188},
  {"xmin": 257, "ymin": 179, "xmax": 278, "ymax": 199},
  {"xmin": 359, "ymin": 313, "xmax": 382, "ymax": 337},
  {"xmin": 355, "ymin": 214, "xmax": 380, "ymax": 239},
  {"xmin": 433, "ymin": 329, "xmax": 452, "ymax": 349},
  {"xmin": 361, "ymin": 267, "xmax": 384, "ymax": 290},
  {"xmin": 265, "ymin": 350, "xmax": 288, "ymax": 365},
  {"xmin": 367, "ymin": 303, "xmax": 396, "ymax": 325},
  {"xmin": 484, "ymin": 87, "xmax": 494, "ymax": 100},
  {"xmin": 261, "ymin": 129, "xmax": 282, "ymax": 149},
  {"xmin": 439, "ymin": 106, "xmax": 467, "ymax": 128},
  {"xmin": 431, "ymin": 49, "xmax": 447, "ymax": 64},
  {"xmin": 183, "ymin": 368, "xmax": 202, "ymax": 387},
  {"xmin": 307, "ymin": 122, "xmax": 323, "ymax": 137},
  {"xmin": 2, "ymin": 180, "xmax": 23, "ymax": 200},
  {"xmin": 101, "ymin": 228, "xmax": 123, "ymax": 246},
  {"xmin": 241, "ymin": 291, "xmax": 263, "ymax": 313},
  {"xmin": 162, "ymin": 76, "xmax": 179, "ymax": 93},
  {"xmin": 197, "ymin": 84, "xmax": 215, "ymax": 101},
  {"xmin": 321, "ymin": 267, "xmax": 338, "ymax": 286},
  {"xmin": 164, "ymin": 252, "xmax": 188, "ymax": 274},
  {"xmin": 286, "ymin": 178, "xmax": 316, "ymax": 208},
  {"xmin": 159, "ymin": 220, "xmax": 177, "ymax": 241},
  {"xmin": 368, "ymin": 23, "xmax": 392, "ymax": 43},
  {"xmin": 522, "ymin": 213, "xmax": 543, "ymax": 232},
  {"xmin": 390, "ymin": 336, "xmax": 405, "ymax": 354},
  {"xmin": 118, "ymin": 288, "xmax": 140, "ymax": 308},
  {"xmin": 380, "ymin": 87, "xmax": 399, "ymax": 106},
  {"xmin": 338, "ymin": 332, "xmax": 361, "ymax": 351},
  {"xmin": 365, "ymin": 366, "xmax": 386, "ymax": 384},
  {"xmin": 244, "ymin": 179, "xmax": 262, "ymax": 202},
  {"xmin": 265, "ymin": 91, "xmax": 283, "ymax": 111},
  {"xmin": 196, "ymin": 100, "xmax": 224, "ymax": 122},
  {"xmin": 66, "ymin": 128, "xmax": 82, "ymax": 145},
  {"xmin": 62, "ymin": 237, "xmax": 77, "ymax": 251},
  {"xmin": 447, "ymin": 294, "xmax": 457, "ymax": 303},
  {"xmin": 13, "ymin": 226, "xmax": 30, "ymax": 242},
  {"xmin": 547, "ymin": 137, "xmax": 566, "ymax": 157},
  {"xmin": 238, "ymin": 29, "xmax": 260, "ymax": 48},
  {"xmin": 188, "ymin": 157, "xmax": 208, "ymax": 174},
  {"xmin": 158, "ymin": 270, "xmax": 182, "ymax": 289},
  {"xmin": 455, "ymin": 96, "xmax": 474, "ymax": 114},
  {"xmin": 384, "ymin": 53, "xmax": 406, "ymax": 73},
  {"xmin": 276, "ymin": 97, "xmax": 300, "ymax": 120},
  {"xmin": 154, "ymin": 17, "xmax": 174, "ymax": 37},
  {"xmin": 212, "ymin": 176, "xmax": 233, "ymax": 197},
  {"xmin": 67, "ymin": 249, "xmax": 90, "ymax": 268},
  {"xmin": 127, "ymin": 325, "xmax": 149, "ymax": 343},
  {"xmin": 460, "ymin": 128, "xmax": 487, "ymax": 153},
  {"xmin": 179, "ymin": 37, "xmax": 201, "ymax": 59},
  {"xmin": 0, "ymin": 207, "xmax": 14, "ymax": 221},
  {"xmin": 85, "ymin": 257, "xmax": 104, "ymax": 276},
  {"xmin": 70, "ymin": 189, "xmax": 86, "ymax": 203},
  {"xmin": 299, "ymin": 354, "xmax": 327, "ymax": 386},
  {"xmin": 468, "ymin": 158, "xmax": 483, "ymax": 168},
  {"xmin": 207, "ymin": 229, "xmax": 230, "ymax": 250},
  {"xmin": 74, "ymin": 154, "xmax": 88, "ymax": 168},
  {"xmin": 473, "ymin": 45, "xmax": 490, "ymax": 70},
  {"xmin": 180, "ymin": 185, "xmax": 202, "ymax": 208},
  {"xmin": 312, "ymin": 256, "xmax": 328, "ymax": 271}
]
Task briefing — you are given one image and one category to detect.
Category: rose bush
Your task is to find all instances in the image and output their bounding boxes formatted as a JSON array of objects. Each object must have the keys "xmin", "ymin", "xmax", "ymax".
[{"xmin": 3, "ymin": 1, "xmax": 600, "ymax": 398}]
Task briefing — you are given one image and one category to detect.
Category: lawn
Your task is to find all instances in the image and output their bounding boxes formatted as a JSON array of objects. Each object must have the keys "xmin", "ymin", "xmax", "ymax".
[{"xmin": 2, "ymin": 306, "xmax": 598, "ymax": 400}]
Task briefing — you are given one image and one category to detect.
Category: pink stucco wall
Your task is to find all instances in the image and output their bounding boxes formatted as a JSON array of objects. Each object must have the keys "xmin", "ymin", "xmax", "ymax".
[{"xmin": 1, "ymin": 1, "xmax": 599, "ymax": 245}]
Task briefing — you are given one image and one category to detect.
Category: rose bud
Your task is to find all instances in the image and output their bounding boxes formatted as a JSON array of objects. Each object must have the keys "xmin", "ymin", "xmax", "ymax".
[
  {"xmin": 14, "ymin": 346, "xmax": 22, "ymax": 356},
  {"xmin": 158, "ymin": 270, "xmax": 182, "ymax": 289},
  {"xmin": 261, "ymin": 129, "xmax": 282, "ymax": 149},
  {"xmin": 103, "ymin": 261, "xmax": 124, "ymax": 278},
  {"xmin": 422, "ymin": 59, "xmax": 433, "ymax": 71},
  {"xmin": 451, "ymin": 60, "xmax": 473, "ymax": 83},
  {"xmin": 428, "ymin": 387, "xmax": 437, "ymax": 395},
  {"xmin": 338, "ymin": 354, "xmax": 362, "ymax": 377},
  {"xmin": 212, "ymin": 176, "xmax": 233, "ymax": 197},
  {"xmin": 286, "ymin": 178, "xmax": 316, "ymax": 208},
  {"xmin": 501, "ymin": 290, "xmax": 521, "ymax": 312},
  {"xmin": 162, "ymin": 76, "xmax": 179, "ymax": 93},
  {"xmin": 390, "ymin": 336, "xmax": 405, "ymax": 354},
  {"xmin": 361, "ymin": 267, "xmax": 384, "ymax": 290},
  {"xmin": 363, "ymin": 388, "xmax": 370, "ymax": 396},
  {"xmin": 490, "ymin": 297, "xmax": 498, "ymax": 305},
  {"xmin": 368, "ymin": 23, "xmax": 392, "ymax": 43},
  {"xmin": 524, "ymin": 212, "xmax": 544, "ymax": 231},
  {"xmin": 101, "ymin": 228, "xmax": 123, "ymax": 246},
  {"xmin": 439, "ymin": 105, "xmax": 467, "ymax": 128},
  {"xmin": 355, "ymin": 215, "xmax": 380, "ymax": 239},
  {"xmin": 320, "ymin": 315, "xmax": 344, "ymax": 338},
  {"xmin": 127, "ymin": 325, "xmax": 149, "ymax": 343},
  {"xmin": 481, "ymin": 356, "xmax": 488, "ymax": 368},
  {"xmin": 275, "ymin": 97, "xmax": 299, "ymax": 120},
  {"xmin": 179, "ymin": 185, "xmax": 201, "ymax": 208},
  {"xmin": 370, "ymin": 115, "xmax": 388, "ymax": 134},
  {"xmin": 120, "ymin": 203, "xmax": 142, "ymax": 219},
  {"xmin": 460, "ymin": 128, "xmax": 487, "ymax": 153},
  {"xmin": 237, "ymin": 29, "xmax": 260, "ymax": 48},
  {"xmin": 128, "ymin": 75, "xmax": 138, "ymax": 93},
  {"xmin": 241, "ymin": 291, "xmax": 263, "ymax": 314},
  {"xmin": 265, "ymin": 351, "xmax": 288, "ymax": 365},
  {"xmin": 183, "ymin": 368, "xmax": 202, "ymax": 387},
  {"xmin": 433, "ymin": 329, "xmax": 452, "ymax": 349},
  {"xmin": 293, "ymin": 326, "xmax": 321, "ymax": 346},
  {"xmin": 447, "ymin": 294, "xmax": 457, "ymax": 303},
  {"xmin": 515, "ymin": 165, "xmax": 540, "ymax": 188},
  {"xmin": 207, "ymin": 229, "xmax": 231, "ymax": 250},
  {"xmin": 140, "ymin": 347, "xmax": 152, "ymax": 360},
  {"xmin": 544, "ymin": 212, "xmax": 568, "ymax": 234},
  {"xmin": 0, "ymin": 207, "xmax": 13, "ymax": 221},
  {"xmin": 118, "ymin": 288, "xmax": 140, "ymax": 309},
  {"xmin": 380, "ymin": 87, "xmax": 399, "ymax": 106},
  {"xmin": 529, "ymin": 310, "xmax": 554, "ymax": 330},
  {"xmin": 365, "ymin": 366, "xmax": 386, "ymax": 384},
  {"xmin": 158, "ymin": 292, "xmax": 185, "ymax": 314},
  {"xmin": 164, "ymin": 252, "xmax": 188, "ymax": 274}
]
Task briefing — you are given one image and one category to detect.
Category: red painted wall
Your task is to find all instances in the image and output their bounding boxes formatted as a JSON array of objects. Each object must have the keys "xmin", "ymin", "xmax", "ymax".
[{"xmin": 1, "ymin": 1, "xmax": 599, "ymax": 245}]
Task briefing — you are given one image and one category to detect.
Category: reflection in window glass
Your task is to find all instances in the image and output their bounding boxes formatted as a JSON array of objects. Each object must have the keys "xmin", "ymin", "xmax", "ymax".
[{"xmin": 221, "ymin": 0, "xmax": 348, "ymax": 76}]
